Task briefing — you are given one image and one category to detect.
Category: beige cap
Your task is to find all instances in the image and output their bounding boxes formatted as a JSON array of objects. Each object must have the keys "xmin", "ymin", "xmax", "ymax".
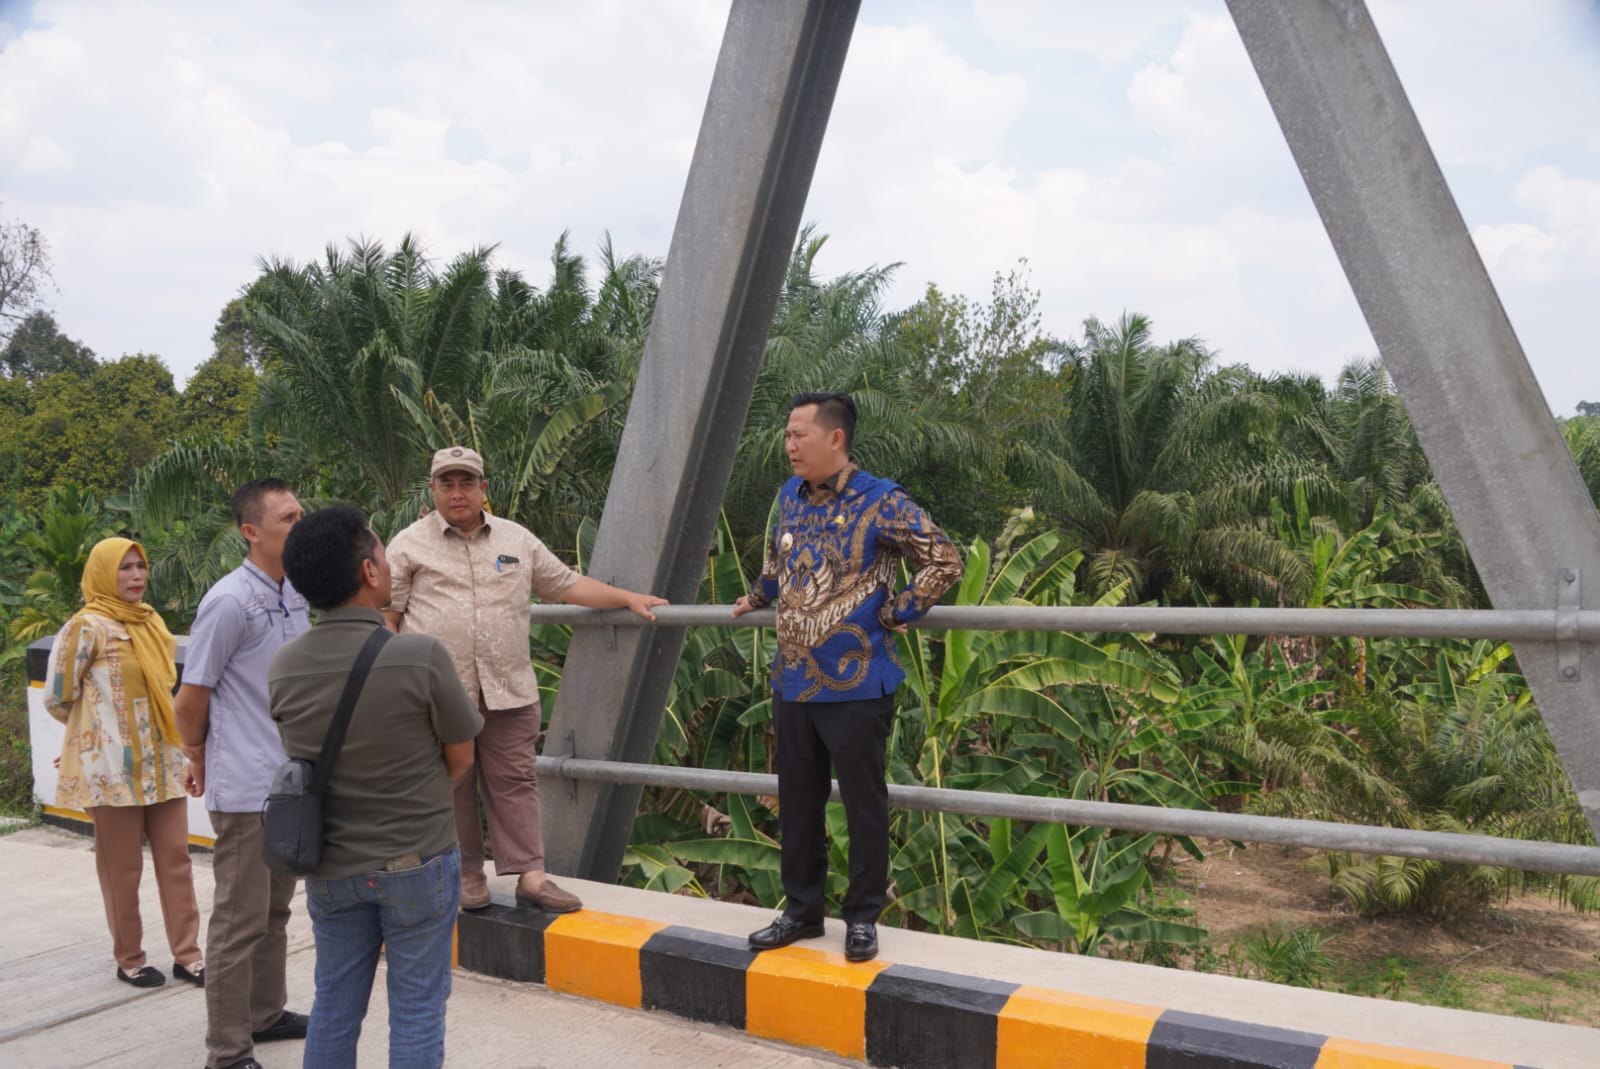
[{"xmin": 429, "ymin": 445, "xmax": 485, "ymax": 479}]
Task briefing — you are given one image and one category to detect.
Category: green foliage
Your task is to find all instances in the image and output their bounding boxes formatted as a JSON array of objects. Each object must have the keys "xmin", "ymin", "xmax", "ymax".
[
  {"xmin": 1, "ymin": 311, "xmax": 97, "ymax": 382},
  {"xmin": 722, "ymin": 227, "xmax": 994, "ymax": 558},
  {"xmin": 1238, "ymin": 923, "xmax": 1333, "ymax": 987},
  {"xmin": 6, "ymin": 486, "xmax": 119, "ymax": 646},
  {"xmin": 177, "ymin": 354, "xmax": 258, "ymax": 443},
  {"xmin": 0, "ymin": 486, "xmax": 121, "ymax": 817},
  {"xmin": 0, "ymin": 682, "xmax": 33, "ymax": 817},
  {"xmin": 5, "ymin": 218, "xmax": 1597, "ymax": 973},
  {"xmin": 890, "ymin": 264, "xmax": 1070, "ymax": 540},
  {"xmin": 209, "ymin": 296, "xmax": 266, "ymax": 370},
  {"xmin": 1255, "ymin": 643, "xmax": 1595, "ymax": 919},
  {"xmin": 1037, "ymin": 314, "xmax": 1329, "ymax": 605},
  {"xmin": 1560, "ymin": 414, "xmax": 1600, "ymax": 508},
  {"xmin": 152, "ymin": 231, "xmax": 657, "ymax": 549},
  {"xmin": 2, "ymin": 353, "xmax": 180, "ymax": 511}
]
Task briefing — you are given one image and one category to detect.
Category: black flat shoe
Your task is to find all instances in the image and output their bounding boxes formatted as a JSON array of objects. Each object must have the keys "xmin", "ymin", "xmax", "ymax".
[
  {"xmin": 173, "ymin": 961, "xmax": 204, "ymax": 987},
  {"xmin": 748, "ymin": 914, "xmax": 825, "ymax": 951},
  {"xmin": 214, "ymin": 1059, "xmax": 263, "ymax": 1069},
  {"xmin": 845, "ymin": 922, "xmax": 878, "ymax": 962},
  {"xmin": 251, "ymin": 1009, "xmax": 310, "ymax": 1042},
  {"xmin": 116, "ymin": 965, "xmax": 166, "ymax": 988}
]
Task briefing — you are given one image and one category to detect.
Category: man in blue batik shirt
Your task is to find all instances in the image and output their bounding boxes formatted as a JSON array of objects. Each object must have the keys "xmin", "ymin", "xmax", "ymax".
[{"xmin": 734, "ymin": 392, "xmax": 961, "ymax": 962}]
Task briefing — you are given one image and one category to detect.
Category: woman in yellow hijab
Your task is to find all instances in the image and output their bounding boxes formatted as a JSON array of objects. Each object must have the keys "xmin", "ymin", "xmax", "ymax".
[{"xmin": 45, "ymin": 537, "xmax": 204, "ymax": 989}]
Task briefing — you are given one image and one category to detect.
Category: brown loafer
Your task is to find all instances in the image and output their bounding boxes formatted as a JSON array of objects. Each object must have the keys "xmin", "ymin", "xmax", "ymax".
[
  {"xmin": 460, "ymin": 870, "xmax": 491, "ymax": 911},
  {"xmin": 513, "ymin": 877, "xmax": 582, "ymax": 913}
]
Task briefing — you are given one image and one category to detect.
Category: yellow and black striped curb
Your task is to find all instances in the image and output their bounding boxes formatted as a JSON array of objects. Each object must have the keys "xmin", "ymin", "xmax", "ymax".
[{"xmin": 457, "ymin": 903, "xmax": 1541, "ymax": 1069}]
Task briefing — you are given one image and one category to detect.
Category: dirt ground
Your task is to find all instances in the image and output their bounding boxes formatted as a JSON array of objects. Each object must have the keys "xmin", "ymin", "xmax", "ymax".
[{"xmin": 1166, "ymin": 839, "xmax": 1600, "ymax": 1025}]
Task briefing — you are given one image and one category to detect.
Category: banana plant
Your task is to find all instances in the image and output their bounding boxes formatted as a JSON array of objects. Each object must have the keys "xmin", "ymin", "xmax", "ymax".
[
  {"xmin": 888, "ymin": 532, "xmax": 1187, "ymax": 937},
  {"xmin": 1010, "ymin": 826, "xmax": 1205, "ymax": 956},
  {"xmin": 7, "ymin": 486, "xmax": 119, "ymax": 645}
]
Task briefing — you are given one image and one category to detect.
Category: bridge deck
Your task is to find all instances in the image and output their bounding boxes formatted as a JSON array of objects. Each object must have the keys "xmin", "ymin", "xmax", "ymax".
[
  {"xmin": 0, "ymin": 826, "xmax": 847, "ymax": 1069},
  {"xmin": 2, "ymin": 824, "xmax": 1593, "ymax": 1068}
]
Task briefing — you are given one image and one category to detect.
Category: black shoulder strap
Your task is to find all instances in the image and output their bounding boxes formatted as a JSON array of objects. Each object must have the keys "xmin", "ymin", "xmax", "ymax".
[{"xmin": 308, "ymin": 626, "xmax": 391, "ymax": 794}]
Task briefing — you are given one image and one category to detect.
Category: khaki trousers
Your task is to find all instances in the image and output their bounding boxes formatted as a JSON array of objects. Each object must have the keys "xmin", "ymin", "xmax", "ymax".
[
  {"xmin": 205, "ymin": 810, "xmax": 297, "ymax": 1068},
  {"xmin": 454, "ymin": 700, "xmax": 544, "ymax": 876},
  {"xmin": 87, "ymin": 797, "xmax": 202, "ymax": 972}
]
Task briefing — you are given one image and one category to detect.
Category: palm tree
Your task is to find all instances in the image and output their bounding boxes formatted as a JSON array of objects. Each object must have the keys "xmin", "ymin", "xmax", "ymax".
[
  {"xmin": 136, "ymin": 233, "xmax": 651, "ymax": 549},
  {"xmin": 1043, "ymin": 313, "xmax": 1325, "ymax": 605},
  {"xmin": 132, "ymin": 435, "xmax": 317, "ymax": 621},
  {"xmin": 724, "ymin": 228, "xmax": 995, "ymax": 559},
  {"xmin": 1272, "ymin": 359, "xmax": 1474, "ymax": 608},
  {"xmin": 1323, "ymin": 359, "xmax": 1432, "ymax": 528},
  {"xmin": 243, "ymin": 234, "xmax": 497, "ymax": 520}
]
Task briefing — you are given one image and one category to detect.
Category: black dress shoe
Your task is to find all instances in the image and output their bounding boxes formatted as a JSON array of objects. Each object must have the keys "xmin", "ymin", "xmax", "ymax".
[
  {"xmin": 251, "ymin": 1009, "xmax": 309, "ymax": 1042},
  {"xmin": 845, "ymin": 922, "xmax": 878, "ymax": 962},
  {"xmin": 116, "ymin": 965, "xmax": 166, "ymax": 988},
  {"xmin": 748, "ymin": 914, "xmax": 825, "ymax": 951}
]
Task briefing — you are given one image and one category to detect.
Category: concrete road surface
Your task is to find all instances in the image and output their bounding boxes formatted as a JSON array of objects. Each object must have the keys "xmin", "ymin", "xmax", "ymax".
[{"xmin": 0, "ymin": 825, "xmax": 850, "ymax": 1069}]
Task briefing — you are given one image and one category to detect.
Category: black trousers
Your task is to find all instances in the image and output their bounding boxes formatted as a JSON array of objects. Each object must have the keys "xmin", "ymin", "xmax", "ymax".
[{"xmin": 774, "ymin": 693, "xmax": 895, "ymax": 925}]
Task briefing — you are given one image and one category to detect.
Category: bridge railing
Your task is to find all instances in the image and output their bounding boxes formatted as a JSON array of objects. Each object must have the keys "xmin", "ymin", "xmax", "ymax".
[{"xmin": 529, "ymin": 603, "xmax": 1600, "ymax": 877}]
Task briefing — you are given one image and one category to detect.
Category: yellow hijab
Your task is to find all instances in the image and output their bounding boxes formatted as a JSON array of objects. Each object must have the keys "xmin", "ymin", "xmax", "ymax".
[{"xmin": 77, "ymin": 538, "xmax": 179, "ymax": 746}]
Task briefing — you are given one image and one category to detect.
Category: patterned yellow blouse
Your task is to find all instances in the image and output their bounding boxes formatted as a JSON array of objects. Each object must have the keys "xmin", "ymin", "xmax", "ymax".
[{"xmin": 44, "ymin": 612, "xmax": 186, "ymax": 809}]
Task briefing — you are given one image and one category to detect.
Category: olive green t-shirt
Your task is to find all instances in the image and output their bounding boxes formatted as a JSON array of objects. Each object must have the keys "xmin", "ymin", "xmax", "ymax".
[{"xmin": 268, "ymin": 607, "xmax": 482, "ymax": 879}]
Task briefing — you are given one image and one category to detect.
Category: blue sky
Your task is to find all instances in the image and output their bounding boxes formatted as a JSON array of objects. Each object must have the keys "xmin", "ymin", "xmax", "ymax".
[{"xmin": 3, "ymin": 1, "xmax": 1598, "ymax": 411}]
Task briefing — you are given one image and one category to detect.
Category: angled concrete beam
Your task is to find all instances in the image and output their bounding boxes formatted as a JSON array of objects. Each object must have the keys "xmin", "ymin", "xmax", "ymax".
[
  {"xmin": 542, "ymin": 0, "xmax": 860, "ymax": 879},
  {"xmin": 1229, "ymin": 0, "xmax": 1600, "ymax": 838}
]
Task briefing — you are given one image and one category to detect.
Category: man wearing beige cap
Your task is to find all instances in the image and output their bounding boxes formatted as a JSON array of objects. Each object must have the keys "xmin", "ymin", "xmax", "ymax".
[{"xmin": 383, "ymin": 446, "xmax": 667, "ymax": 912}]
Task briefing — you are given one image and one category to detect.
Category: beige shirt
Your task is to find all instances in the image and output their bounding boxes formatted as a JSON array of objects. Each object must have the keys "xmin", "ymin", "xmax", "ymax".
[{"xmin": 386, "ymin": 510, "xmax": 579, "ymax": 710}]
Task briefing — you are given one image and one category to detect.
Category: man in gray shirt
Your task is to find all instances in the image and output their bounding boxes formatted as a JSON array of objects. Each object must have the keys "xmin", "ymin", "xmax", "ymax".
[{"xmin": 175, "ymin": 479, "xmax": 312, "ymax": 1069}]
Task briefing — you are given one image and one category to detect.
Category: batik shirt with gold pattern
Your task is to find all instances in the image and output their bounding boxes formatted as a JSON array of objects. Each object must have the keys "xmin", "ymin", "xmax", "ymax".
[{"xmin": 747, "ymin": 466, "xmax": 961, "ymax": 702}]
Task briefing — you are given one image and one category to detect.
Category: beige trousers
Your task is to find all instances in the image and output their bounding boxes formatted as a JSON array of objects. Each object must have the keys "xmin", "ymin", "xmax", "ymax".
[{"xmin": 87, "ymin": 797, "xmax": 202, "ymax": 972}]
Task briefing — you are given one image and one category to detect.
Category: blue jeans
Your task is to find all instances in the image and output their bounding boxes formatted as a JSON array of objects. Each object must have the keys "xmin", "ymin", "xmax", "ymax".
[{"xmin": 302, "ymin": 848, "xmax": 460, "ymax": 1069}]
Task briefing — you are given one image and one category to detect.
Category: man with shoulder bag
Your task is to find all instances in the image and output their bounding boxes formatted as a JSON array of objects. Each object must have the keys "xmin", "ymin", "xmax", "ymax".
[
  {"xmin": 261, "ymin": 622, "xmax": 390, "ymax": 876},
  {"xmin": 270, "ymin": 507, "xmax": 482, "ymax": 1069}
]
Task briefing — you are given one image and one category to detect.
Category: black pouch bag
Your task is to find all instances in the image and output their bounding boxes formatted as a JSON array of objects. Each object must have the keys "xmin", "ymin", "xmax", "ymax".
[{"xmin": 262, "ymin": 627, "xmax": 389, "ymax": 875}]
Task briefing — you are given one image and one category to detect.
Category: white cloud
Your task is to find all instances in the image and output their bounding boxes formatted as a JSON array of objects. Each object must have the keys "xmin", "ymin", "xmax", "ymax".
[
  {"xmin": 0, "ymin": 0, "xmax": 726, "ymax": 374},
  {"xmin": 1472, "ymin": 167, "xmax": 1600, "ymax": 312},
  {"xmin": 1371, "ymin": 0, "xmax": 1600, "ymax": 171},
  {"xmin": 1514, "ymin": 167, "xmax": 1600, "ymax": 252},
  {"xmin": 0, "ymin": 0, "xmax": 1595, "ymax": 414},
  {"xmin": 19, "ymin": 134, "xmax": 68, "ymax": 174},
  {"xmin": 819, "ymin": 22, "xmax": 1028, "ymax": 175},
  {"xmin": 972, "ymin": 0, "xmax": 1196, "ymax": 64},
  {"xmin": 1475, "ymin": 222, "xmax": 1561, "ymax": 286}
]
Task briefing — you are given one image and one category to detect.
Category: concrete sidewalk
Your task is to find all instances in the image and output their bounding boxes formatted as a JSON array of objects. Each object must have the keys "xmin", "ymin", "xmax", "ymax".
[
  {"xmin": 5, "ymin": 822, "xmax": 1597, "ymax": 1069},
  {"xmin": 0, "ymin": 826, "xmax": 849, "ymax": 1069}
]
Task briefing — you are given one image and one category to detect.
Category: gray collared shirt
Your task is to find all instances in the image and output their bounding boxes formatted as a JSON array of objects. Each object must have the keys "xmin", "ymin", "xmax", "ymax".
[{"xmin": 183, "ymin": 559, "xmax": 311, "ymax": 812}]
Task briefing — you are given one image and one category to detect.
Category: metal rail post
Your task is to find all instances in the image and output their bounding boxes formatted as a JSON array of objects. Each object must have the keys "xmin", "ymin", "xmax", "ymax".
[{"xmin": 542, "ymin": 0, "xmax": 861, "ymax": 879}]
